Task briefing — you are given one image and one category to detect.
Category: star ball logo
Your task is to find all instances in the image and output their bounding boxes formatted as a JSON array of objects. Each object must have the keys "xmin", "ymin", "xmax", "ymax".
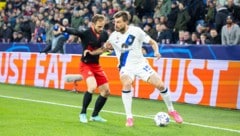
[{"xmin": 125, "ymin": 34, "xmax": 135, "ymax": 45}]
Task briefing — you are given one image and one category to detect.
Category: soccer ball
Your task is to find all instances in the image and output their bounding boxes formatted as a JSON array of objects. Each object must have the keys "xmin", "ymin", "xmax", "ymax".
[{"xmin": 154, "ymin": 112, "xmax": 170, "ymax": 127}]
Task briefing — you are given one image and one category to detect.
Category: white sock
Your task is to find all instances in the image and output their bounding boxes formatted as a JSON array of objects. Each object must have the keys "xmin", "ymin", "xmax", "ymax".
[
  {"xmin": 160, "ymin": 88, "xmax": 174, "ymax": 112},
  {"xmin": 122, "ymin": 90, "xmax": 133, "ymax": 119}
]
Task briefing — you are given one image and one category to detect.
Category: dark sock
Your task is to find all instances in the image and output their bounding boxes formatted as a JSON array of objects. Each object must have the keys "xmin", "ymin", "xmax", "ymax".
[
  {"xmin": 92, "ymin": 95, "xmax": 107, "ymax": 117},
  {"xmin": 80, "ymin": 91, "xmax": 92, "ymax": 114}
]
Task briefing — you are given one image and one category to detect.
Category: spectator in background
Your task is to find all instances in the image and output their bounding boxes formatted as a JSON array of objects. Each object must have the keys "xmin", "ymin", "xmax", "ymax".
[
  {"xmin": 186, "ymin": 0, "xmax": 206, "ymax": 32},
  {"xmin": 143, "ymin": 23, "xmax": 157, "ymax": 40},
  {"xmin": 159, "ymin": 15, "xmax": 167, "ymax": 24},
  {"xmin": 17, "ymin": 31, "xmax": 27, "ymax": 43},
  {"xmin": 208, "ymin": 28, "xmax": 221, "ymax": 44},
  {"xmin": 61, "ymin": 18, "xmax": 71, "ymax": 43},
  {"xmin": 166, "ymin": 1, "xmax": 178, "ymax": 29},
  {"xmin": 191, "ymin": 32, "xmax": 200, "ymax": 44},
  {"xmin": 155, "ymin": 23, "xmax": 164, "ymax": 43},
  {"xmin": 146, "ymin": 16, "xmax": 155, "ymax": 28},
  {"xmin": 204, "ymin": 0, "xmax": 216, "ymax": 28},
  {"xmin": 14, "ymin": 17, "xmax": 21, "ymax": 32},
  {"xmin": 176, "ymin": 30, "xmax": 185, "ymax": 45},
  {"xmin": 4, "ymin": 2, "xmax": 14, "ymax": 13},
  {"xmin": 139, "ymin": 15, "xmax": 147, "ymax": 28},
  {"xmin": 196, "ymin": 23, "xmax": 209, "ymax": 36},
  {"xmin": 221, "ymin": 15, "xmax": 240, "ymax": 45},
  {"xmin": 153, "ymin": 17, "xmax": 160, "ymax": 26},
  {"xmin": 70, "ymin": 10, "xmax": 84, "ymax": 43},
  {"xmin": 134, "ymin": 0, "xmax": 156, "ymax": 19},
  {"xmin": 110, "ymin": 2, "xmax": 121, "ymax": 16},
  {"xmin": 40, "ymin": 24, "xmax": 68, "ymax": 53},
  {"xmin": 155, "ymin": 23, "xmax": 173, "ymax": 44},
  {"xmin": 7, "ymin": 9, "xmax": 18, "ymax": 27},
  {"xmin": 12, "ymin": 31, "xmax": 19, "ymax": 42},
  {"xmin": 153, "ymin": 1, "xmax": 163, "ymax": 19},
  {"xmin": 32, "ymin": 19, "xmax": 46, "ymax": 42},
  {"xmin": 104, "ymin": 15, "xmax": 114, "ymax": 35},
  {"xmin": 19, "ymin": 16, "xmax": 34, "ymax": 42},
  {"xmin": 100, "ymin": 1, "xmax": 109, "ymax": 16},
  {"xmin": 0, "ymin": 23, "xmax": 13, "ymax": 43},
  {"xmin": 23, "ymin": 4, "xmax": 33, "ymax": 16},
  {"xmin": 174, "ymin": 2, "xmax": 191, "ymax": 39},
  {"xmin": 90, "ymin": 4, "xmax": 100, "ymax": 16},
  {"xmin": 131, "ymin": 14, "xmax": 142, "ymax": 27},
  {"xmin": 79, "ymin": 16, "xmax": 91, "ymax": 31},
  {"xmin": 158, "ymin": 0, "xmax": 172, "ymax": 17},
  {"xmin": 183, "ymin": 31, "xmax": 192, "ymax": 44},
  {"xmin": 122, "ymin": 0, "xmax": 135, "ymax": 23},
  {"xmin": 225, "ymin": 0, "xmax": 240, "ymax": 25},
  {"xmin": 53, "ymin": 11, "xmax": 61, "ymax": 24},
  {"xmin": 62, "ymin": 18, "xmax": 70, "ymax": 27},
  {"xmin": 63, "ymin": 3, "xmax": 73, "ymax": 24},
  {"xmin": 200, "ymin": 33, "xmax": 211, "ymax": 44},
  {"xmin": 215, "ymin": 4, "xmax": 229, "ymax": 33},
  {"xmin": 45, "ymin": 21, "xmax": 54, "ymax": 42},
  {"xmin": 105, "ymin": 0, "xmax": 114, "ymax": 15}
]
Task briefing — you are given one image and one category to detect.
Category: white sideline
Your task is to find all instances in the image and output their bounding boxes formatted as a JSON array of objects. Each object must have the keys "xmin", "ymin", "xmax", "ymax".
[{"xmin": 0, "ymin": 94, "xmax": 239, "ymax": 134}]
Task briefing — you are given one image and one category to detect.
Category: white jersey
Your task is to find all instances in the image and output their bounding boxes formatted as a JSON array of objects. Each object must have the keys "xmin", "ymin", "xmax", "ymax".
[{"xmin": 108, "ymin": 26, "xmax": 151, "ymax": 68}]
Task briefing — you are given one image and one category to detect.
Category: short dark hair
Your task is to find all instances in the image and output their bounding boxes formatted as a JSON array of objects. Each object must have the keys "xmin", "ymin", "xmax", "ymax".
[
  {"xmin": 91, "ymin": 14, "xmax": 105, "ymax": 24},
  {"xmin": 113, "ymin": 11, "xmax": 130, "ymax": 22}
]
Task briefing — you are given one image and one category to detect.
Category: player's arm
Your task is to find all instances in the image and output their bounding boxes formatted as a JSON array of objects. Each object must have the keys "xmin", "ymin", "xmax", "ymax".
[
  {"xmin": 148, "ymin": 38, "xmax": 161, "ymax": 59},
  {"xmin": 60, "ymin": 26, "xmax": 84, "ymax": 38},
  {"xmin": 89, "ymin": 41, "xmax": 113, "ymax": 54},
  {"xmin": 83, "ymin": 42, "xmax": 112, "ymax": 56},
  {"xmin": 83, "ymin": 47, "xmax": 105, "ymax": 56}
]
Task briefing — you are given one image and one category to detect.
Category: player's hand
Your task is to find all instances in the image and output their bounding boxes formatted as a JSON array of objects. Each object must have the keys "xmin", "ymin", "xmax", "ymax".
[
  {"xmin": 154, "ymin": 52, "xmax": 161, "ymax": 60},
  {"xmin": 104, "ymin": 42, "xmax": 112, "ymax": 49},
  {"xmin": 83, "ymin": 50, "xmax": 91, "ymax": 56}
]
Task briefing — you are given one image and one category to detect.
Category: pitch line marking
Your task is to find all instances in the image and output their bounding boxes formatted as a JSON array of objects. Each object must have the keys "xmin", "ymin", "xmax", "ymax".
[{"xmin": 0, "ymin": 94, "xmax": 239, "ymax": 134}]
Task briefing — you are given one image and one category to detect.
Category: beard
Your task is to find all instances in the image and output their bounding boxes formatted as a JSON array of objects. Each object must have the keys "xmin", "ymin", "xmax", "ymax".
[
  {"xmin": 115, "ymin": 26, "xmax": 126, "ymax": 33},
  {"xmin": 94, "ymin": 28, "xmax": 102, "ymax": 34}
]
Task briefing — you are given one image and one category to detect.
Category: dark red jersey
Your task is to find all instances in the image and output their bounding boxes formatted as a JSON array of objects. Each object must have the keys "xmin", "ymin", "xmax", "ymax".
[{"xmin": 65, "ymin": 27, "xmax": 108, "ymax": 64}]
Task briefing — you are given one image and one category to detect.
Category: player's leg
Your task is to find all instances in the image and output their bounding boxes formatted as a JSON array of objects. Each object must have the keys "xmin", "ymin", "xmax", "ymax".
[
  {"xmin": 121, "ymin": 74, "xmax": 134, "ymax": 127},
  {"xmin": 79, "ymin": 76, "xmax": 97, "ymax": 123},
  {"xmin": 79, "ymin": 63, "xmax": 98, "ymax": 123},
  {"xmin": 90, "ymin": 83, "xmax": 110, "ymax": 122},
  {"xmin": 147, "ymin": 73, "xmax": 183, "ymax": 123},
  {"xmin": 90, "ymin": 65, "xmax": 110, "ymax": 122},
  {"xmin": 81, "ymin": 76, "xmax": 97, "ymax": 113}
]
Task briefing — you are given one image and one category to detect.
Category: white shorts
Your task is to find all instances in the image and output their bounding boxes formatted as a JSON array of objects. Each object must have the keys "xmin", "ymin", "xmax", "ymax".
[{"xmin": 119, "ymin": 61, "xmax": 156, "ymax": 82}]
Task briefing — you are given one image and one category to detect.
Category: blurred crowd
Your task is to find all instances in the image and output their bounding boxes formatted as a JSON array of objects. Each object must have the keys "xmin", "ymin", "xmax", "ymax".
[{"xmin": 0, "ymin": 0, "xmax": 240, "ymax": 46}]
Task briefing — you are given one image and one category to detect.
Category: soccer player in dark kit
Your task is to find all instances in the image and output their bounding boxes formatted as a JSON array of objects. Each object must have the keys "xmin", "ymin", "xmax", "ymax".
[{"xmin": 60, "ymin": 14, "xmax": 110, "ymax": 123}]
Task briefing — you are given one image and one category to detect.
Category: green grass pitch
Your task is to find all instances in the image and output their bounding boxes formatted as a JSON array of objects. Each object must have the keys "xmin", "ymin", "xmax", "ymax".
[{"xmin": 0, "ymin": 83, "xmax": 239, "ymax": 136}]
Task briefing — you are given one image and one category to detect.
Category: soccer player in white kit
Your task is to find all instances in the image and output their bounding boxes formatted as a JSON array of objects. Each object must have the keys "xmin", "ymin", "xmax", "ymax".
[{"xmin": 105, "ymin": 11, "xmax": 183, "ymax": 127}]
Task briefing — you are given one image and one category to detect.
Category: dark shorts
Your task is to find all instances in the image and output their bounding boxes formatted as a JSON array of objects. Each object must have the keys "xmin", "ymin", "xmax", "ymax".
[{"xmin": 80, "ymin": 62, "xmax": 108, "ymax": 86}]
